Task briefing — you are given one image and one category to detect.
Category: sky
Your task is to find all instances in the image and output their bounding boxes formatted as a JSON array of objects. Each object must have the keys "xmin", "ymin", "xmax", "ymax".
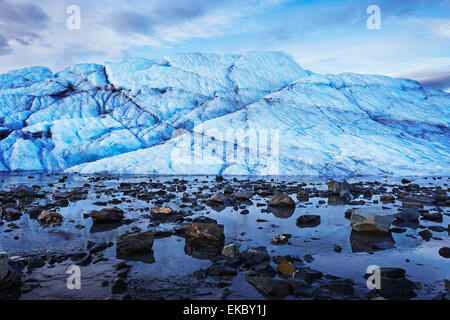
[{"xmin": 0, "ymin": 0, "xmax": 449, "ymax": 91}]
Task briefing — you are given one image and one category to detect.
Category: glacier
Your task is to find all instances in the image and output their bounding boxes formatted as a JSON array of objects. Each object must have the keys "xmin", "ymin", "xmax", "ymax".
[{"xmin": 0, "ymin": 51, "xmax": 449, "ymax": 176}]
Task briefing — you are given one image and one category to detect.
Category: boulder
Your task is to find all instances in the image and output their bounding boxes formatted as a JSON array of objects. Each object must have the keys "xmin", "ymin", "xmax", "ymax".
[
  {"xmin": 208, "ymin": 193, "xmax": 229, "ymax": 204},
  {"xmin": 90, "ymin": 207, "xmax": 124, "ymax": 223},
  {"xmin": 394, "ymin": 209, "xmax": 419, "ymax": 222},
  {"xmin": 326, "ymin": 180, "xmax": 353, "ymax": 201},
  {"xmin": 222, "ymin": 243, "xmax": 239, "ymax": 258},
  {"xmin": 231, "ymin": 190, "xmax": 254, "ymax": 200},
  {"xmin": 116, "ymin": 231, "xmax": 155, "ymax": 257},
  {"xmin": 380, "ymin": 194, "xmax": 396, "ymax": 203},
  {"xmin": 296, "ymin": 215, "xmax": 321, "ymax": 228},
  {"xmin": 350, "ymin": 208, "xmax": 395, "ymax": 234},
  {"xmin": 245, "ymin": 273, "xmax": 290, "ymax": 297},
  {"xmin": 185, "ymin": 222, "xmax": 224, "ymax": 243},
  {"xmin": 241, "ymin": 247, "xmax": 270, "ymax": 267},
  {"xmin": 277, "ymin": 262, "xmax": 295, "ymax": 277},
  {"xmin": 439, "ymin": 247, "xmax": 450, "ymax": 258},
  {"xmin": 37, "ymin": 210, "xmax": 63, "ymax": 225},
  {"xmin": 268, "ymin": 193, "xmax": 295, "ymax": 208},
  {"xmin": 0, "ymin": 259, "xmax": 21, "ymax": 298}
]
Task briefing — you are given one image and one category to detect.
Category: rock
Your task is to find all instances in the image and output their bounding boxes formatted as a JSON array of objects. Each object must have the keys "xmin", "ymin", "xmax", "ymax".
[
  {"xmin": 28, "ymin": 256, "xmax": 45, "ymax": 269},
  {"xmin": 185, "ymin": 223, "xmax": 225, "ymax": 243},
  {"xmin": 326, "ymin": 180, "xmax": 353, "ymax": 201},
  {"xmin": 380, "ymin": 194, "xmax": 396, "ymax": 203},
  {"xmin": 394, "ymin": 209, "xmax": 419, "ymax": 222},
  {"xmin": 208, "ymin": 193, "xmax": 229, "ymax": 204},
  {"xmin": 376, "ymin": 277, "xmax": 417, "ymax": 300},
  {"xmin": 232, "ymin": 190, "xmax": 254, "ymax": 200},
  {"xmin": 296, "ymin": 215, "xmax": 321, "ymax": 228},
  {"xmin": 77, "ymin": 254, "xmax": 93, "ymax": 267},
  {"xmin": 0, "ymin": 259, "xmax": 21, "ymax": 298},
  {"xmin": 401, "ymin": 179, "xmax": 412, "ymax": 184},
  {"xmin": 350, "ymin": 208, "xmax": 395, "ymax": 234},
  {"xmin": 90, "ymin": 242, "xmax": 108, "ymax": 254},
  {"xmin": 320, "ymin": 279, "xmax": 355, "ymax": 296},
  {"xmin": 439, "ymin": 247, "xmax": 450, "ymax": 258},
  {"xmin": 268, "ymin": 193, "xmax": 295, "ymax": 208},
  {"xmin": 222, "ymin": 243, "xmax": 239, "ymax": 258},
  {"xmin": 296, "ymin": 191, "xmax": 309, "ymax": 202},
  {"xmin": 111, "ymin": 277, "xmax": 127, "ymax": 294},
  {"xmin": 241, "ymin": 247, "xmax": 270, "ymax": 267},
  {"xmin": 206, "ymin": 263, "xmax": 237, "ymax": 277},
  {"xmin": 245, "ymin": 273, "xmax": 290, "ymax": 297},
  {"xmin": 333, "ymin": 245, "xmax": 342, "ymax": 253},
  {"xmin": 3, "ymin": 208, "xmax": 21, "ymax": 221},
  {"xmin": 116, "ymin": 231, "xmax": 155, "ymax": 257},
  {"xmin": 277, "ymin": 262, "xmax": 295, "ymax": 277},
  {"xmin": 150, "ymin": 206, "xmax": 175, "ymax": 220},
  {"xmin": 11, "ymin": 186, "xmax": 36, "ymax": 199},
  {"xmin": 271, "ymin": 235, "xmax": 289, "ymax": 245},
  {"xmin": 252, "ymin": 262, "xmax": 277, "ymax": 278},
  {"xmin": 420, "ymin": 211, "xmax": 443, "ymax": 222},
  {"xmin": 37, "ymin": 210, "xmax": 63, "ymax": 225},
  {"xmin": 90, "ymin": 207, "xmax": 124, "ymax": 223},
  {"xmin": 295, "ymin": 267, "xmax": 323, "ymax": 283},
  {"xmin": 418, "ymin": 230, "xmax": 433, "ymax": 241}
]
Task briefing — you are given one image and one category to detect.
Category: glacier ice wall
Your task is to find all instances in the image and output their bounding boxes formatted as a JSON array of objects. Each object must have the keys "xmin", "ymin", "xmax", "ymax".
[{"xmin": 0, "ymin": 52, "xmax": 448, "ymax": 176}]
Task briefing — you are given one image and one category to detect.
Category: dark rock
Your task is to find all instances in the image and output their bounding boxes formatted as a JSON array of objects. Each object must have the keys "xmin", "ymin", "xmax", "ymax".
[
  {"xmin": 0, "ymin": 259, "xmax": 22, "ymax": 299},
  {"xmin": 268, "ymin": 193, "xmax": 295, "ymax": 208},
  {"xmin": 241, "ymin": 247, "xmax": 270, "ymax": 267},
  {"xmin": 296, "ymin": 215, "xmax": 321, "ymax": 228},
  {"xmin": 439, "ymin": 247, "xmax": 450, "ymax": 258},
  {"xmin": 418, "ymin": 230, "xmax": 433, "ymax": 241},
  {"xmin": 206, "ymin": 263, "xmax": 237, "ymax": 277},
  {"xmin": 91, "ymin": 207, "xmax": 124, "ymax": 223},
  {"xmin": 116, "ymin": 231, "xmax": 155, "ymax": 257},
  {"xmin": 326, "ymin": 180, "xmax": 353, "ymax": 201},
  {"xmin": 394, "ymin": 209, "xmax": 419, "ymax": 222},
  {"xmin": 245, "ymin": 273, "xmax": 290, "ymax": 297},
  {"xmin": 111, "ymin": 277, "xmax": 127, "ymax": 294},
  {"xmin": 252, "ymin": 262, "xmax": 277, "ymax": 278},
  {"xmin": 28, "ymin": 256, "xmax": 45, "ymax": 269}
]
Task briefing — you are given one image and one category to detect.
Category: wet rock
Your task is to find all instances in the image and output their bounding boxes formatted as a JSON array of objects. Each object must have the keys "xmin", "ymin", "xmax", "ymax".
[
  {"xmin": 37, "ymin": 210, "xmax": 63, "ymax": 225},
  {"xmin": 185, "ymin": 222, "xmax": 225, "ymax": 243},
  {"xmin": 11, "ymin": 186, "xmax": 36, "ymax": 199},
  {"xmin": 401, "ymin": 179, "xmax": 412, "ymax": 184},
  {"xmin": 333, "ymin": 245, "xmax": 342, "ymax": 253},
  {"xmin": 206, "ymin": 263, "xmax": 237, "ymax": 277},
  {"xmin": 376, "ymin": 277, "xmax": 417, "ymax": 300},
  {"xmin": 90, "ymin": 207, "xmax": 124, "ymax": 223},
  {"xmin": 420, "ymin": 211, "xmax": 443, "ymax": 222},
  {"xmin": 296, "ymin": 191, "xmax": 309, "ymax": 202},
  {"xmin": 326, "ymin": 180, "xmax": 353, "ymax": 201},
  {"xmin": 0, "ymin": 259, "xmax": 22, "ymax": 299},
  {"xmin": 418, "ymin": 229, "xmax": 433, "ymax": 241},
  {"xmin": 241, "ymin": 247, "xmax": 270, "ymax": 267},
  {"xmin": 208, "ymin": 193, "xmax": 229, "ymax": 204},
  {"xmin": 116, "ymin": 231, "xmax": 155, "ymax": 258},
  {"xmin": 271, "ymin": 234, "xmax": 290, "ymax": 245},
  {"xmin": 277, "ymin": 262, "xmax": 295, "ymax": 277},
  {"xmin": 320, "ymin": 279, "xmax": 355, "ymax": 296},
  {"xmin": 394, "ymin": 209, "xmax": 420, "ymax": 222},
  {"xmin": 252, "ymin": 262, "xmax": 277, "ymax": 278},
  {"xmin": 28, "ymin": 256, "xmax": 45, "ymax": 269},
  {"xmin": 111, "ymin": 277, "xmax": 127, "ymax": 294},
  {"xmin": 296, "ymin": 215, "xmax": 321, "ymax": 228},
  {"xmin": 380, "ymin": 194, "xmax": 395, "ymax": 203},
  {"xmin": 268, "ymin": 193, "xmax": 295, "ymax": 208},
  {"xmin": 77, "ymin": 254, "xmax": 93, "ymax": 267},
  {"xmin": 222, "ymin": 243, "xmax": 239, "ymax": 258},
  {"xmin": 232, "ymin": 190, "xmax": 254, "ymax": 200},
  {"xmin": 150, "ymin": 206, "xmax": 175, "ymax": 220},
  {"xmin": 288, "ymin": 278, "xmax": 314, "ymax": 297},
  {"xmin": 350, "ymin": 208, "xmax": 395, "ymax": 234},
  {"xmin": 3, "ymin": 208, "xmax": 21, "ymax": 221},
  {"xmin": 245, "ymin": 273, "xmax": 290, "ymax": 297},
  {"xmin": 295, "ymin": 267, "xmax": 323, "ymax": 283},
  {"xmin": 89, "ymin": 242, "xmax": 108, "ymax": 254},
  {"xmin": 439, "ymin": 247, "xmax": 450, "ymax": 258}
]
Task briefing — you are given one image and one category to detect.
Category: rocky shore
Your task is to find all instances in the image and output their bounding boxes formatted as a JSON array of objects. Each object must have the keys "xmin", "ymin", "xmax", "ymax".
[{"xmin": 0, "ymin": 174, "xmax": 448, "ymax": 300}]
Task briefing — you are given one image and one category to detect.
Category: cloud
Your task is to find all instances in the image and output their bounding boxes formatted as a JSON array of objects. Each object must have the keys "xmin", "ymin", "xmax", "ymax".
[{"xmin": 0, "ymin": 0, "xmax": 50, "ymax": 54}]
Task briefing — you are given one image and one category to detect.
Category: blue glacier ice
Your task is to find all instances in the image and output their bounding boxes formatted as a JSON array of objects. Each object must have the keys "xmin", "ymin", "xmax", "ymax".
[{"xmin": 0, "ymin": 51, "xmax": 448, "ymax": 176}]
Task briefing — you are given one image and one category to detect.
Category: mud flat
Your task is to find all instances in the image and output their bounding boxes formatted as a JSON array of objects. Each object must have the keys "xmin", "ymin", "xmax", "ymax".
[{"xmin": 0, "ymin": 173, "xmax": 449, "ymax": 300}]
